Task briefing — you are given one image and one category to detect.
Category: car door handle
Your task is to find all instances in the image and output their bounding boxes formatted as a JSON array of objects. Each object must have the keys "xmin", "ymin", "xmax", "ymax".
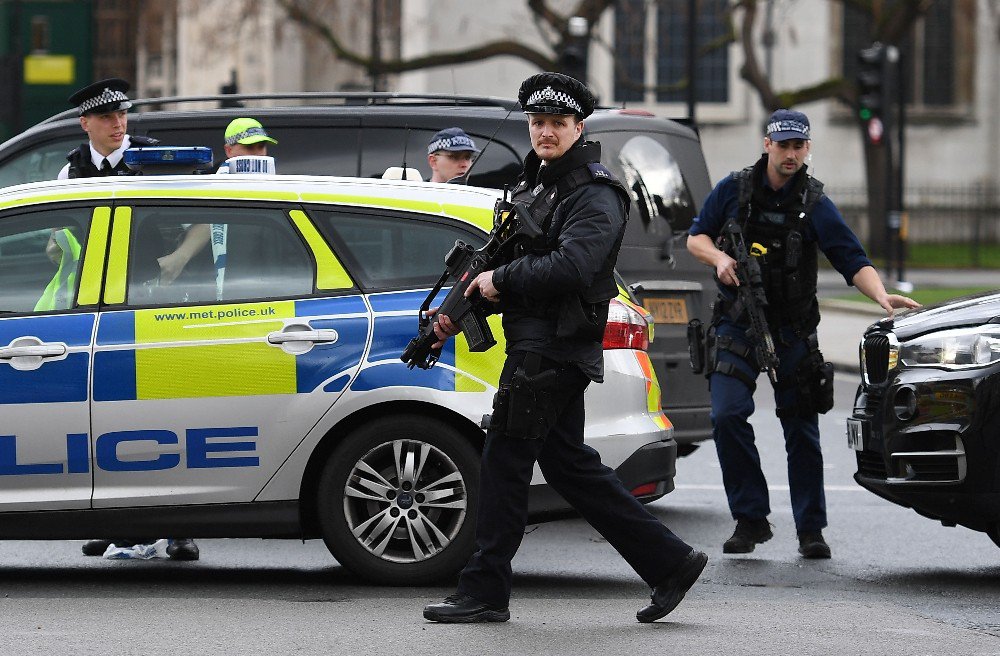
[
  {"xmin": 267, "ymin": 329, "xmax": 339, "ymax": 345},
  {"xmin": 0, "ymin": 343, "xmax": 68, "ymax": 359}
]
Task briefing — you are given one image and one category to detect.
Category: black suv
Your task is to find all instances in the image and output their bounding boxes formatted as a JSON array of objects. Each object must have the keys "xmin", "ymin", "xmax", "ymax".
[{"xmin": 0, "ymin": 92, "xmax": 715, "ymax": 452}]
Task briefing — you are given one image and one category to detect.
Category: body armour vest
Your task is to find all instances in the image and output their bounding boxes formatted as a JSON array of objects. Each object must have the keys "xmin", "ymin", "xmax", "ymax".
[
  {"xmin": 508, "ymin": 141, "xmax": 630, "ymax": 307},
  {"xmin": 731, "ymin": 158, "xmax": 825, "ymax": 333},
  {"xmin": 66, "ymin": 135, "xmax": 160, "ymax": 179}
]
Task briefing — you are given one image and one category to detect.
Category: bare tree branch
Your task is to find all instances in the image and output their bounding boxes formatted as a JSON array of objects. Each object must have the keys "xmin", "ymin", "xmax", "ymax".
[
  {"xmin": 278, "ymin": 0, "xmax": 556, "ymax": 73},
  {"xmin": 736, "ymin": 0, "xmax": 782, "ymax": 109}
]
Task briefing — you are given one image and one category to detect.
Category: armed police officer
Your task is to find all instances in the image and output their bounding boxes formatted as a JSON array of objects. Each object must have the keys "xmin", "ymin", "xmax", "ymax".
[
  {"xmin": 423, "ymin": 72, "xmax": 707, "ymax": 624},
  {"xmin": 57, "ymin": 78, "xmax": 159, "ymax": 180},
  {"xmin": 687, "ymin": 109, "xmax": 919, "ymax": 559}
]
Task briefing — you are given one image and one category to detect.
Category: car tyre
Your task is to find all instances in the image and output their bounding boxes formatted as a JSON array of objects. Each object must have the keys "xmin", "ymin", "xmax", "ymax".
[{"xmin": 316, "ymin": 414, "xmax": 480, "ymax": 585}]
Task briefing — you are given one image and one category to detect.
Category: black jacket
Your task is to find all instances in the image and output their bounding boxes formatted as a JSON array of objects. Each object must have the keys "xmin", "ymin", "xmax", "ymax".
[
  {"xmin": 492, "ymin": 141, "xmax": 628, "ymax": 382},
  {"xmin": 66, "ymin": 135, "xmax": 159, "ymax": 178}
]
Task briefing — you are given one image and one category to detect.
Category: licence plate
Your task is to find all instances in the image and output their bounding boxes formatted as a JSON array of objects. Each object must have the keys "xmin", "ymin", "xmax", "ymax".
[
  {"xmin": 846, "ymin": 418, "xmax": 868, "ymax": 451},
  {"xmin": 643, "ymin": 297, "xmax": 689, "ymax": 325}
]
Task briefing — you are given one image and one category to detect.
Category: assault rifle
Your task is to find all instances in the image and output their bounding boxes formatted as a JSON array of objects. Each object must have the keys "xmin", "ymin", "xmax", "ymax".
[
  {"xmin": 401, "ymin": 193, "xmax": 543, "ymax": 370},
  {"xmin": 718, "ymin": 220, "xmax": 780, "ymax": 383}
]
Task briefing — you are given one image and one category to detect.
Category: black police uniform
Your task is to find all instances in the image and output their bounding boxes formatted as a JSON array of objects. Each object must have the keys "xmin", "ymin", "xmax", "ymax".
[
  {"xmin": 65, "ymin": 134, "xmax": 159, "ymax": 179},
  {"xmin": 62, "ymin": 78, "xmax": 159, "ymax": 180},
  {"xmin": 64, "ymin": 77, "xmax": 200, "ymax": 562},
  {"xmin": 442, "ymin": 73, "xmax": 699, "ymax": 619}
]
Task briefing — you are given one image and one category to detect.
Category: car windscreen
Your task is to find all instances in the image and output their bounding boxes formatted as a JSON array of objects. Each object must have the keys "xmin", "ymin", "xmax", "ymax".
[{"xmin": 589, "ymin": 131, "xmax": 698, "ymax": 247}]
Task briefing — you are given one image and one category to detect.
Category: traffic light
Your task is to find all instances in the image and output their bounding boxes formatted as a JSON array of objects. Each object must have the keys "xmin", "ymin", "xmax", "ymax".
[
  {"xmin": 557, "ymin": 16, "xmax": 590, "ymax": 83},
  {"xmin": 856, "ymin": 43, "xmax": 887, "ymax": 122}
]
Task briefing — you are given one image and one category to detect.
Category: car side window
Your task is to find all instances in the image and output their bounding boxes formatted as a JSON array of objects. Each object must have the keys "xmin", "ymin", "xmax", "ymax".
[
  {"xmin": 311, "ymin": 209, "xmax": 485, "ymax": 290},
  {"xmin": 0, "ymin": 207, "xmax": 91, "ymax": 314},
  {"xmin": 0, "ymin": 137, "xmax": 80, "ymax": 187},
  {"xmin": 126, "ymin": 206, "xmax": 314, "ymax": 305}
]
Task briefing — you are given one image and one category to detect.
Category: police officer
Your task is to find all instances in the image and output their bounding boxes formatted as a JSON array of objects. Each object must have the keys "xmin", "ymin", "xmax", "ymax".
[
  {"xmin": 686, "ymin": 109, "xmax": 919, "ymax": 559},
  {"xmin": 63, "ymin": 78, "xmax": 201, "ymax": 561},
  {"xmin": 423, "ymin": 72, "xmax": 707, "ymax": 624},
  {"xmin": 426, "ymin": 127, "xmax": 479, "ymax": 183},
  {"xmin": 57, "ymin": 78, "xmax": 159, "ymax": 180}
]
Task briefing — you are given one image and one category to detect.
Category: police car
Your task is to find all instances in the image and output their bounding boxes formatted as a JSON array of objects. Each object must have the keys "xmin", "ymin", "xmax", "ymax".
[{"xmin": 0, "ymin": 170, "xmax": 675, "ymax": 583}]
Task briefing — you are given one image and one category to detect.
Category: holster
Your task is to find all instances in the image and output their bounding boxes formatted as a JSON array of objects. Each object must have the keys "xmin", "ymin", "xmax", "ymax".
[
  {"xmin": 488, "ymin": 353, "xmax": 560, "ymax": 440},
  {"xmin": 777, "ymin": 334, "xmax": 834, "ymax": 417},
  {"xmin": 687, "ymin": 318, "xmax": 705, "ymax": 374}
]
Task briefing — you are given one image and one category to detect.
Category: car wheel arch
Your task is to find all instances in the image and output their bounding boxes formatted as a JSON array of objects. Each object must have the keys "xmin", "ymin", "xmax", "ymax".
[{"xmin": 296, "ymin": 399, "xmax": 485, "ymax": 538}]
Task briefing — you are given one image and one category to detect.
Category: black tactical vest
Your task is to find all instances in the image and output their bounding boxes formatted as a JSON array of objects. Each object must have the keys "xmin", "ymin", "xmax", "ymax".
[
  {"xmin": 509, "ymin": 143, "xmax": 630, "ymax": 307},
  {"xmin": 66, "ymin": 135, "xmax": 160, "ymax": 179},
  {"xmin": 731, "ymin": 161, "xmax": 825, "ymax": 333}
]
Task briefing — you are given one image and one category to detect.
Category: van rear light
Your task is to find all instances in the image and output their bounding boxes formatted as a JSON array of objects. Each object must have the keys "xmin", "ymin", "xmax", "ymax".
[{"xmin": 603, "ymin": 298, "xmax": 650, "ymax": 351}]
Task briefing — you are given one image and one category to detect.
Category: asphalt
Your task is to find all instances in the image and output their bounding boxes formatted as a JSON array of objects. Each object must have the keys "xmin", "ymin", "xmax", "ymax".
[{"xmin": 816, "ymin": 268, "xmax": 999, "ymax": 373}]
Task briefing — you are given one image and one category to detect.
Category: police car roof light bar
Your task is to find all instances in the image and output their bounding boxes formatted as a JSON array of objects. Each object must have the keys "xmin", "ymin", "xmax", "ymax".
[{"xmin": 124, "ymin": 146, "xmax": 215, "ymax": 175}]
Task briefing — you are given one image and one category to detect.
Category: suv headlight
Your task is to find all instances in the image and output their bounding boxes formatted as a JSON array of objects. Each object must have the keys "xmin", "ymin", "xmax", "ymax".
[{"xmin": 899, "ymin": 325, "xmax": 1000, "ymax": 369}]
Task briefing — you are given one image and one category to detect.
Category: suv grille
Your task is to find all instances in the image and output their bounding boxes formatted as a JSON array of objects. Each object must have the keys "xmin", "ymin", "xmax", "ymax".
[
  {"xmin": 863, "ymin": 334, "xmax": 890, "ymax": 384},
  {"xmin": 856, "ymin": 451, "xmax": 887, "ymax": 479}
]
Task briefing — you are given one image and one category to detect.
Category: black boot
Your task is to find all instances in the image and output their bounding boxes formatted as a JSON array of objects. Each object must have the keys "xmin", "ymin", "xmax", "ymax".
[
  {"xmin": 723, "ymin": 518, "xmax": 773, "ymax": 554},
  {"xmin": 798, "ymin": 531, "xmax": 831, "ymax": 559},
  {"xmin": 423, "ymin": 594, "xmax": 510, "ymax": 623},
  {"xmin": 81, "ymin": 539, "xmax": 114, "ymax": 556},
  {"xmin": 636, "ymin": 549, "xmax": 709, "ymax": 623},
  {"xmin": 166, "ymin": 538, "xmax": 200, "ymax": 561}
]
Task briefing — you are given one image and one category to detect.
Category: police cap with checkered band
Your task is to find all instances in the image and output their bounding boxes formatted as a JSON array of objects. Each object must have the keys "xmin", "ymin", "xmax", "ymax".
[
  {"xmin": 517, "ymin": 72, "xmax": 595, "ymax": 119},
  {"xmin": 68, "ymin": 78, "xmax": 133, "ymax": 116}
]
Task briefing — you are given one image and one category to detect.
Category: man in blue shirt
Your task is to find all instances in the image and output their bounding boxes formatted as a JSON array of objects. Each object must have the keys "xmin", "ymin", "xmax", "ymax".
[{"xmin": 687, "ymin": 109, "xmax": 918, "ymax": 558}]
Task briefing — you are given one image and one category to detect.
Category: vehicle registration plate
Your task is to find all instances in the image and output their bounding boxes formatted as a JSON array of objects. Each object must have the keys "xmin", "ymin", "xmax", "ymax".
[
  {"xmin": 846, "ymin": 418, "xmax": 868, "ymax": 451},
  {"xmin": 643, "ymin": 297, "xmax": 689, "ymax": 325}
]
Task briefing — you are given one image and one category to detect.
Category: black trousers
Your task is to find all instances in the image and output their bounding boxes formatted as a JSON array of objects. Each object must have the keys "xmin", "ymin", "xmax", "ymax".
[{"xmin": 456, "ymin": 350, "xmax": 693, "ymax": 607}]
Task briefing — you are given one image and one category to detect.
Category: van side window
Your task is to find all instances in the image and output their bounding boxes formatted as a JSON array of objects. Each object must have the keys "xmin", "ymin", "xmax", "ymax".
[
  {"xmin": 126, "ymin": 206, "xmax": 314, "ymax": 305},
  {"xmin": 0, "ymin": 138, "xmax": 80, "ymax": 187},
  {"xmin": 311, "ymin": 210, "xmax": 485, "ymax": 291},
  {"xmin": 0, "ymin": 207, "xmax": 90, "ymax": 314}
]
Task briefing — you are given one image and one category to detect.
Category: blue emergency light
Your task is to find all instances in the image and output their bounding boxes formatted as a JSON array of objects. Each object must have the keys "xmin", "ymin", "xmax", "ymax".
[{"xmin": 124, "ymin": 146, "xmax": 214, "ymax": 174}]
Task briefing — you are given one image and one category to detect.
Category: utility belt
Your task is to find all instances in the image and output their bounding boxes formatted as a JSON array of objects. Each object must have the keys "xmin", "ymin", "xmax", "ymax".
[
  {"xmin": 687, "ymin": 317, "xmax": 834, "ymax": 416},
  {"xmin": 484, "ymin": 352, "xmax": 564, "ymax": 440}
]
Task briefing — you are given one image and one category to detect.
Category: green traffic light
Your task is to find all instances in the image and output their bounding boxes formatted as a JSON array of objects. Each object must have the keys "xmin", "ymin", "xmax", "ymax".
[{"xmin": 859, "ymin": 107, "xmax": 872, "ymax": 120}]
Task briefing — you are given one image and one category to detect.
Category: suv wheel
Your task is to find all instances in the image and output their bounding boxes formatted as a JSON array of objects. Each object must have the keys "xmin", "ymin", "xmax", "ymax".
[{"xmin": 316, "ymin": 414, "xmax": 479, "ymax": 584}]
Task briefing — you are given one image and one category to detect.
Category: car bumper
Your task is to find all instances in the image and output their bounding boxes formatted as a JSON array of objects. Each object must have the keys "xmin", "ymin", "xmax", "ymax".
[
  {"xmin": 527, "ymin": 435, "xmax": 677, "ymax": 518},
  {"xmin": 851, "ymin": 365, "xmax": 1000, "ymax": 532}
]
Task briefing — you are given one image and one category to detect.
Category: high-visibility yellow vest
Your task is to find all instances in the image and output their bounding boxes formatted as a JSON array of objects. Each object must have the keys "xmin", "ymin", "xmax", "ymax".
[{"xmin": 34, "ymin": 228, "xmax": 82, "ymax": 311}]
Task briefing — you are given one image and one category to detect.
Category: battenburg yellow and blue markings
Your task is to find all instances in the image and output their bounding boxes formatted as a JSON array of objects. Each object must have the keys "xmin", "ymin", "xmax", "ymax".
[
  {"xmin": 0, "ymin": 314, "xmax": 93, "ymax": 404},
  {"xmin": 93, "ymin": 296, "xmax": 369, "ymax": 400},
  {"xmin": 351, "ymin": 290, "xmax": 503, "ymax": 393}
]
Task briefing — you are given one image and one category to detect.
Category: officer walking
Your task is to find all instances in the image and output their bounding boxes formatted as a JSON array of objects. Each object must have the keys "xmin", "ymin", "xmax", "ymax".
[
  {"xmin": 423, "ymin": 72, "xmax": 707, "ymax": 624},
  {"xmin": 57, "ymin": 78, "xmax": 159, "ymax": 180},
  {"xmin": 686, "ymin": 109, "xmax": 919, "ymax": 558},
  {"xmin": 60, "ymin": 77, "xmax": 201, "ymax": 562}
]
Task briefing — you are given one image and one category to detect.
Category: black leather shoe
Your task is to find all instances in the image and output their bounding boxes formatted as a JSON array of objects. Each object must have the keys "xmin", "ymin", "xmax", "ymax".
[
  {"xmin": 423, "ymin": 594, "xmax": 510, "ymax": 623},
  {"xmin": 723, "ymin": 518, "xmax": 773, "ymax": 554},
  {"xmin": 798, "ymin": 531, "xmax": 832, "ymax": 559},
  {"xmin": 81, "ymin": 539, "xmax": 113, "ymax": 556},
  {"xmin": 166, "ymin": 538, "xmax": 200, "ymax": 561},
  {"xmin": 636, "ymin": 549, "xmax": 708, "ymax": 623}
]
